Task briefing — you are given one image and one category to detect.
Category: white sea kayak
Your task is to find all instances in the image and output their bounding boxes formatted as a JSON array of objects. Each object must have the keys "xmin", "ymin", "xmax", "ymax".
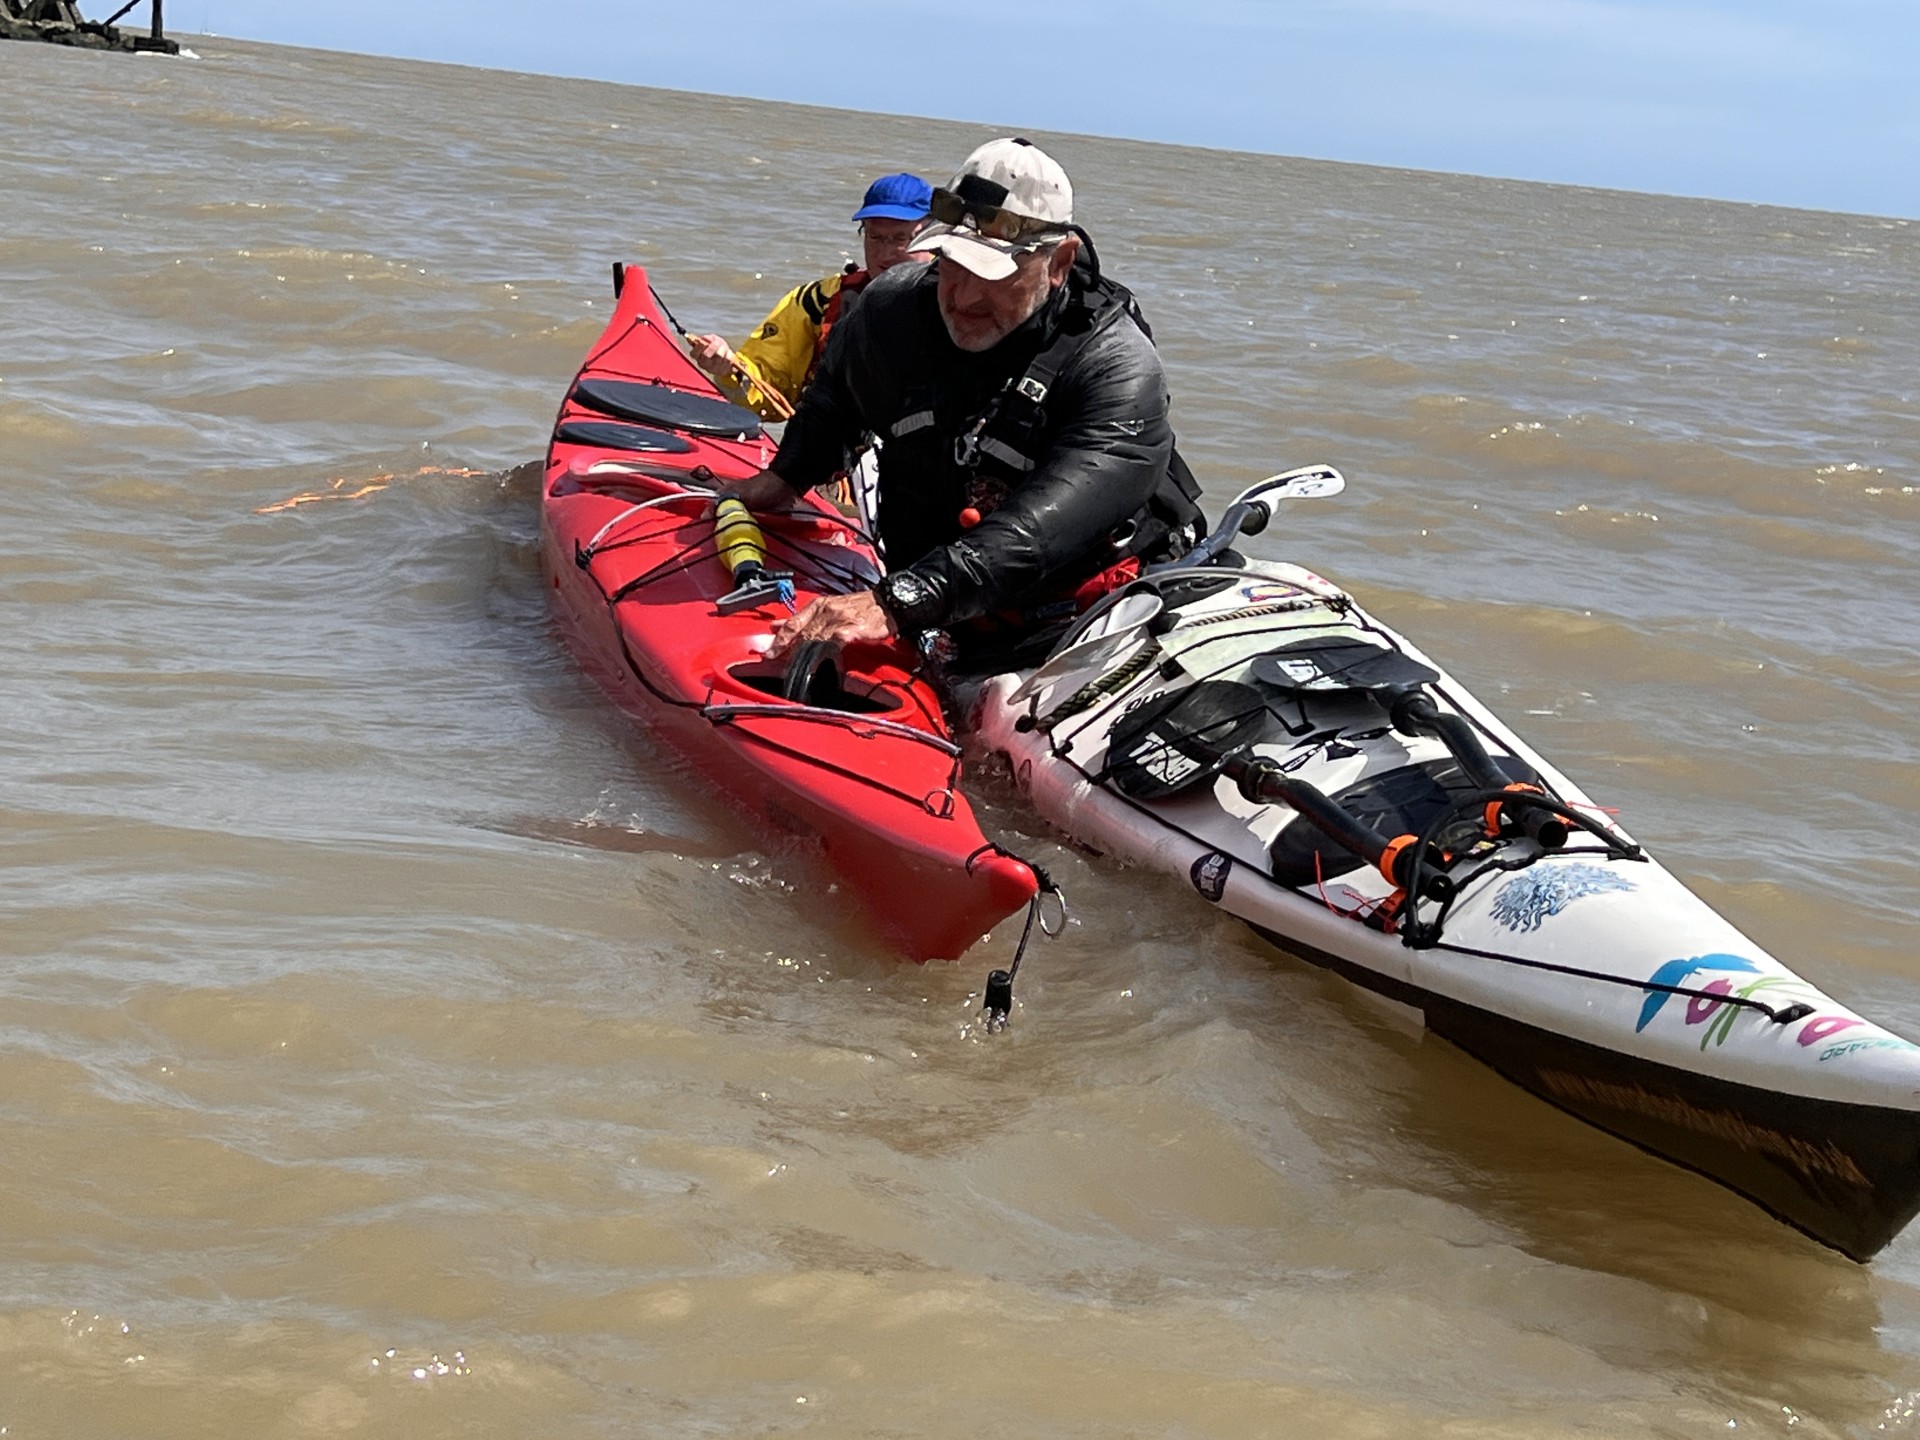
[{"xmin": 971, "ymin": 466, "xmax": 1920, "ymax": 1262}]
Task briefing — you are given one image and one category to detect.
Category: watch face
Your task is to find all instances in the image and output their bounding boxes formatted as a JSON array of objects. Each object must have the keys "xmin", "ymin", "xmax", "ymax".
[{"xmin": 883, "ymin": 571, "xmax": 937, "ymax": 624}]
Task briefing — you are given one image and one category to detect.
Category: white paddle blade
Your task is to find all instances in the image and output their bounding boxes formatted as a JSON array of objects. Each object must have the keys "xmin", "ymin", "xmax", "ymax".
[
  {"xmin": 1235, "ymin": 464, "xmax": 1346, "ymax": 509},
  {"xmin": 1006, "ymin": 590, "xmax": 1163, "ymax": 705},
  {"xmin": 1084, "ymin": 587, "xmax": 1164, "ymax": 642}
]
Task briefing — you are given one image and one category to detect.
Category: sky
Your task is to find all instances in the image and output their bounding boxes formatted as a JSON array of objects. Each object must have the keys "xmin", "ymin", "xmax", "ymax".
[{"xmin": 187, "ymin": 0, "xmax": 1918, "ymax": 220}]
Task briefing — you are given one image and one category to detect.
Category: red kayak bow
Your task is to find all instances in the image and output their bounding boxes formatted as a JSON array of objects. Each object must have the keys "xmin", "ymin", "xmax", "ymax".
[{"xmin": 540, "ymin": 264, "xmax": 1037, "ymax": 959}]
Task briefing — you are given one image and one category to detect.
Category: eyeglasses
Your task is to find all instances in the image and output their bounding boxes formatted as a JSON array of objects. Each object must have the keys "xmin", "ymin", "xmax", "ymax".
[{"xmin": 927, "ymin": 187, "xmax": 1066, "ymax": 247}]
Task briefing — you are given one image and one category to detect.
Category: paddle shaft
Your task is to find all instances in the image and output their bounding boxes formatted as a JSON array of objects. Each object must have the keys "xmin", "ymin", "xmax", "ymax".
[
  {"xmin": 1232, "ymin": 755, "xmax": 1454, "ymax": 902},
  {"xmin": 645, "ymin": 280, "xmax": 798, "ymax": 421},
  {"xmin": 1390, "ymin": 692, "xmax": 1568, "ymax": 850}
]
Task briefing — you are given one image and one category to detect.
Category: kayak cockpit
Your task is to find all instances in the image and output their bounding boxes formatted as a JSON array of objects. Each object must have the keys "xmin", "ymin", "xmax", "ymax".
[{"xmin": 723, "ymin": 655, "xmax": 907, "ymax": 716}]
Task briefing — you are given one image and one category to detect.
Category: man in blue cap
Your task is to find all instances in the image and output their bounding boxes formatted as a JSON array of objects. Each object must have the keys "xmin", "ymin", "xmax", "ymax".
[{"xmin": 689, "ymin": 172, "xmax": 932, "ymax": 420}]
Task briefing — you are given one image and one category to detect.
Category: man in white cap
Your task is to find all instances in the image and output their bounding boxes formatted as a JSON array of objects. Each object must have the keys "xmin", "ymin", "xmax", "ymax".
[{"xmin": 724, "ymin": 137, "xmax": 1204, "ymax": 672}]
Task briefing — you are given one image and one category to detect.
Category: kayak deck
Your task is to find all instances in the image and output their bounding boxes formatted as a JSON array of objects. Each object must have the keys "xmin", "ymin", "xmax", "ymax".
[{"xmin": 541, "ymin": 266, "xmax": 1035, "ymax": 960}]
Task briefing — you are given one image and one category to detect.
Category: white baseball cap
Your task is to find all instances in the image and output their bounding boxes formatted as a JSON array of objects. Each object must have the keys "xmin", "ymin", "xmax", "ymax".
[{"xmin": 915, "ymin": 137, "xmax": 1074, "ymax": 281}]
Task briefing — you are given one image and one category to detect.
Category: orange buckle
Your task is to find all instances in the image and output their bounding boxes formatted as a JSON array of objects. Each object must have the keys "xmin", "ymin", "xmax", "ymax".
[
  {"xmin": 1485, "ymin": 782, "xmax": 1544, "ymax": 837},
  {"xmin": 1378, "ymin": 833, "xmax": 1419, "ymax": 888},
  {"xmin": 1373, "ymin": 888, "xmax": 1407, "ymax": 934}
]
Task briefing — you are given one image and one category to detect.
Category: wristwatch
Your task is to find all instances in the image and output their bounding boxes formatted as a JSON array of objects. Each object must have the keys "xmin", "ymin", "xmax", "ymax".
[{"xmin": 875, "ymin": 568, "xmax": 946, "ymax": 631}]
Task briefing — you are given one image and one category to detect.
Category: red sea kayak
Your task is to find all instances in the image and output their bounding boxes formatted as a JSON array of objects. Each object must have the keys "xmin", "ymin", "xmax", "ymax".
[{"xmin": 540, "ymin": 264, "xmax": 1038, "ymax": 959}]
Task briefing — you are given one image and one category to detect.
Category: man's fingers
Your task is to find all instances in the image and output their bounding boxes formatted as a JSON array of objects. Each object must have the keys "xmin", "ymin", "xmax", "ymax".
[
  {"xmin": 688, "ymin": 335, "xmax": 735, "ymax": 374},
  {"xmin": 767, "ymin": 624, "xmax": 829, "ymax": 660},
  {"xmin": 761, "ymin": 592, "xmax": 887, "ymax": 661}
]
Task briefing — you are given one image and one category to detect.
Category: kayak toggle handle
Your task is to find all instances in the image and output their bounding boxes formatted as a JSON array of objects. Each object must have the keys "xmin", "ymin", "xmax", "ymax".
[
  {"xmin": 1232, "ymin": 756, "xmax": 1455, "ymax": 903},
  {"xmin": 983, "ymin": 967, "xmax": 1015, "ymax": 1024},
  {"xmin": 980, "ymin": 864, "xmax": 1066, "ymax": 1034}
]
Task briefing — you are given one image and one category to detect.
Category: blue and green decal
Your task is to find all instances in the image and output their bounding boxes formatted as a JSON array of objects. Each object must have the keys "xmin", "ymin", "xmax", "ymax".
[{"xmin": 1635, "ymin": 953, "xmax": 1761, "ymax": 1033}]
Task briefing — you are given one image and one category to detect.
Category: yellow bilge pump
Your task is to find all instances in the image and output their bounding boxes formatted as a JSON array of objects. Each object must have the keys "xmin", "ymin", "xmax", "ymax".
[{"xmin": 712, "ymin": 496, "xmax": 795, "ymax": 616}]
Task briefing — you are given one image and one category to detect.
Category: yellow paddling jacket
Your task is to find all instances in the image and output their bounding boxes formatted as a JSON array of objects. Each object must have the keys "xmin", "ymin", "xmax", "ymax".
[{"xmin": 723, "ymin": 267, "xmax": 868, "ymax": 420}]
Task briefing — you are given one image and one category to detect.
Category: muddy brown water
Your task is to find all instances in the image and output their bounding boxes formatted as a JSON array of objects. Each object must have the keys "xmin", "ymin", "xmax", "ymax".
[{"xmin": 4, "ymin": 34, "xmax": 1919, "ymax": 1439}]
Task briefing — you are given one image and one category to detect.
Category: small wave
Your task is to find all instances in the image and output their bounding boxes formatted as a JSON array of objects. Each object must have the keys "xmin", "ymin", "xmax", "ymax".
[
  {"xmin": 1129, "ymin": 232, "xmax": 1218, "ymax": 251},
  {"xmin": 0, "ymin": 401, "xmax": 84, "ymax": 446},
  {"xmin": 1324, "ymin": 354, "xmax": 1427, "ymax": 386},
  {"xmin": 483, "ymin": 815, "xmax": 741, "ymax": 860},
  {"xmin": 171, "ymin": 105, "xmax": 359, "ymax": 138}
]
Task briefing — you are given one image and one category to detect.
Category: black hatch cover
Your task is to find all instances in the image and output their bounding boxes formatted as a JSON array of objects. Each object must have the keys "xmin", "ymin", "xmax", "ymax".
[
  {"xmin": 553, "ymin": 419, "xmax": 695, "ymax": 454},
  {"xmin": 570, "ymin": 378, "xmax": 765, "ymax": 440}
]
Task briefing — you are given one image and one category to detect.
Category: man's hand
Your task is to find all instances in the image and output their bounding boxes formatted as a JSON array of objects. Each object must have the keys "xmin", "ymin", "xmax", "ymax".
[
  {"xmin": 718, "ymin": 470, "xmax": 800, "ymax": 511},
  {"xmin": 767, "ymin": 590, "xmax": 896, "ymax": 659},
  {"xmin": 688, "ymin": 333, "xmax": 737, "ymax": 383}
]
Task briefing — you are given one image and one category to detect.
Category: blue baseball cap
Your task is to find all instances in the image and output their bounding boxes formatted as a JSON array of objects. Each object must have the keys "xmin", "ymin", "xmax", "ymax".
[{"xmin": 851, "ymin": 172, "xmax": 932, "ymax": 223}]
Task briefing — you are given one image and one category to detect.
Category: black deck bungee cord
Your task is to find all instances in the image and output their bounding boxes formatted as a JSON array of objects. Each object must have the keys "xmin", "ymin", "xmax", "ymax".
[
  {"xmin": 701, "ymin": 717, "xmax": 963, "ymax": 811},
  {"xmin": 1415, "ymin": 939, "xmax": 1818, "ymax": 1026},
  {"xmin": 1393, "ymin": 785, "xmax": 1643, "ymax": 948},
  {"xmin": 646, "ymin": 281, "xmax": 695, "ymax": 342},
  {"xmin": 575, "ymin": 491, "xmax": 981, "ymax": 816},
  {"xmin": 1369, "ymin": 788, "xmax": 1812, "ymax": 1024}
]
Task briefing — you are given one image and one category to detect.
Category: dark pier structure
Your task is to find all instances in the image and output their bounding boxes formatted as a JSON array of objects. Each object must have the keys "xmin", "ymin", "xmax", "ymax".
[{"xmin": 0, "ymin": 0, "xmax": 179, "ymax": 53}]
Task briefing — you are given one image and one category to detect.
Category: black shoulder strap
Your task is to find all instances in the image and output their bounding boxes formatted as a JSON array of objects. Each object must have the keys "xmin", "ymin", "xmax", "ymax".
[
  {"xmin": 1065, "ymin": 260, "xmax": 1204, "ymax": 535},
  {"xmin": 1015, "ymin": 288, "xmax": 1130, "ymax": 405},
  {"xmin": 965, "ymin": 248, "xmax": 1208, "ymax": 554}
]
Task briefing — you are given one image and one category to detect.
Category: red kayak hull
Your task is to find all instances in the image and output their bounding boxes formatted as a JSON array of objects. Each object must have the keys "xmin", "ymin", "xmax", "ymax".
[{"xmin": 540, "ymin": 265, "xmax": 1036, "ymax": 960}]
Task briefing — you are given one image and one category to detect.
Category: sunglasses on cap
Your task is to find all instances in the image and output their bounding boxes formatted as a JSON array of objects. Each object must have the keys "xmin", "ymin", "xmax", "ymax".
[{"xmin": 927, "ymin": 187, "xmax": 1067, "ymax": 247}]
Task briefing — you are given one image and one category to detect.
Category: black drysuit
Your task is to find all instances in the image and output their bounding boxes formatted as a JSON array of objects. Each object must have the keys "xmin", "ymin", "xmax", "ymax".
[{"xmin": 768, "ymin": 251, "xmax": 1191, "ymax": 659}]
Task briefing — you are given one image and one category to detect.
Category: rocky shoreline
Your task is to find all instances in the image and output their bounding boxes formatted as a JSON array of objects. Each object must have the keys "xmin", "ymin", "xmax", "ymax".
[{"xmin": 0, "ymin": 1, "xmax": 178, "ymax": 54}]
